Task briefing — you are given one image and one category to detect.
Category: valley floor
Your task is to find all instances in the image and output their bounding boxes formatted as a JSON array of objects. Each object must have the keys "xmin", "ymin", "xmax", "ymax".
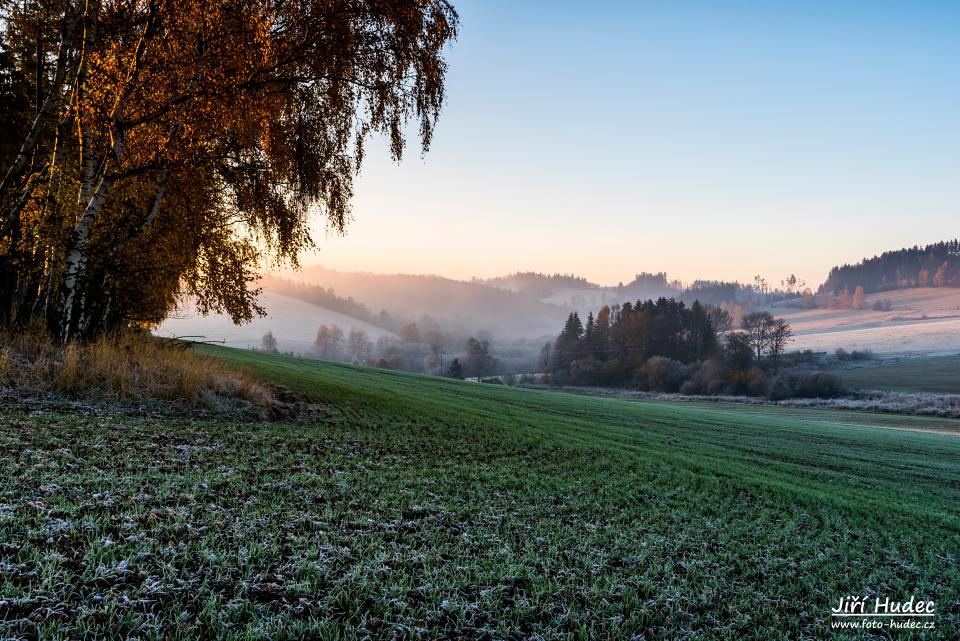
[{"xmin": 2, "ymin": 348, "xmax": 959, "ymax": 639}]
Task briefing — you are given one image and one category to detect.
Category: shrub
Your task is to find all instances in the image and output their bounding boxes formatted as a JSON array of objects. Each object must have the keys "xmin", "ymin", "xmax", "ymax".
[
  {"xmin": 769, "ymin": 371, "xmax": 846, "ymax": 400},
  {"xmin": 678, "ymin": 359, "xmax": 730, "ymax": 396},
  {"xmin": 792, "ymin": 372, "xmax": 845, "ymax": 398},
  {"xmin": 0, "ymin": 347, "xmax": 9, "ymax": 382},
  {"xmin": 835, "ymin": 347, "xmax": 873, "ymax": 362},
  {"xmin": 567, "ymin": 357, "xmax": 601, "ymax": 386},
  {"xmin": 0, "ymin": 330, "xmax": 271, "ymax": 410},
  {"xmin": 597, "ymin": 358, "xmax": 629, "ymax": 386},
  {"xmin": 788, "ymin": 349, "xmax": 820, "ymax": 364},
  {"xmin": 633, "ymin": 357, "xmax": 689, "ymax": 393}
]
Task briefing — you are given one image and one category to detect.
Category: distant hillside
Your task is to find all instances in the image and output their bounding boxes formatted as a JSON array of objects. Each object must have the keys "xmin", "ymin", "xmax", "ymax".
[
  {"xmin": 822, "ymin": 240, "xmax": 960, "ymax": 295},
  {"xmin": 283, "ymin": 266, "xmax": 569, "ymax": 339},
  {"xmin": 683, "ymin": 280, "xmax": 754, "ymax": 306},
  {"xmin": 260, "ymin": 275, "xmax": 394, "ymax": 331},
  {"xmin": 271, "ymin": 266, "xmax": 790, "ymax": 342},
  {"xmin": 621, "ymin": 272, "xmax": 682, "ymax": 299},
  {"xmin": 477, "ymin": 272, "xmax": 597, "ymax": 298},
  {"xmin": 572, "ymin": 274, "xmax": 757, "ymax": 308}
]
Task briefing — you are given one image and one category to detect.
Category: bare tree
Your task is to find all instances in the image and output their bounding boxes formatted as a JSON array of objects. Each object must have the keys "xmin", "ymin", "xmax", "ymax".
[
  {"xmin": 425, "ymin": 331, "xmax": 444, "ymax": 374},
  {"xmin": 347, "ymin": 327, "xmax": 371, "ymax": 363},
  {"xmin": 707, "ymin": 305, "xmax": 732, "ymax": 333},
  {"xmin": 538, "ymin": 342, "xmax": 552, "ymax": 371},
  {"xmin": 783, "ymin": 274, "xmax": 798, "ymax": 294},
  {"xmin": 754, "ymin": 275, "xmax": 768, "ymax": 297},
  {"xmin": 768, "ymin": 318, "xmax": 793, "ymax": 363},
  {"xmin": 315, "ymin": 324, "xmax": 344, "ymax": 361},
  {"xmin": 741, "ymin": 312, "xmax": 792, "ymax": 363},
  {"xmin": 741, "ymin": 311, "xmax": 774, "ymax": 361},
  {"xmin": 400, "ymin": 322, "xmax": 421, "ymax": 344}
]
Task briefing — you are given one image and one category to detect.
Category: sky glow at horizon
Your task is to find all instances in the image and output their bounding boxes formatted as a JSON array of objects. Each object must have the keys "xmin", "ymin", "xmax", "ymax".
[{"xmin": 298, "ymin": 0, "xmax": 960, "ymax": 288}]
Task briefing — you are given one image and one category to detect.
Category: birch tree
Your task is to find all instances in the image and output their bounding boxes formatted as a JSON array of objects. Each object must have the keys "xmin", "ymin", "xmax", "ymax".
[{"xmin": 0, "ymin": 0, "xmax": 458, "ymax": 339}]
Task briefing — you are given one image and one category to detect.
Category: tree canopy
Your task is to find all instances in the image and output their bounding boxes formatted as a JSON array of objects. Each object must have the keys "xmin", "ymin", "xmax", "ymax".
[{"xmin": 0, "ymin": 0, "xmax": 458, "ymax": 339}]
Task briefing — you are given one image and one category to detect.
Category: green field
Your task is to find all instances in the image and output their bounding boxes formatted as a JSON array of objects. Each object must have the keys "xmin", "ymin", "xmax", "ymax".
[
  {"xmin": 2, "ymin": 347, "xmax": 959, "ymax": 639},
  {"xmin": 841, "ymin": 354, "xmax": 960, "ymax": 395}
]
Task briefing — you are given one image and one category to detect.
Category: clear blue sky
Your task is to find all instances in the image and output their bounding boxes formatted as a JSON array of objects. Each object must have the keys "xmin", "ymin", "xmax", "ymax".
[{"xmin": 304, "ymin": 0, "xmax": 960, "ymax": 288}]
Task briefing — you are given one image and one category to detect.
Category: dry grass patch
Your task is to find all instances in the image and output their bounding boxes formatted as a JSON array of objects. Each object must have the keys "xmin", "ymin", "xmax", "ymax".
[{"xmin": 0, "ymin": 330, "xmax": 273, "ymax": 413}]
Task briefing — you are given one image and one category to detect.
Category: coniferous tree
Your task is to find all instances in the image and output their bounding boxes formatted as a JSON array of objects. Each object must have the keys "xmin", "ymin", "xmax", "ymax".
[
  {"xmin": 553, "ymin": 312, "xmax": 584, "ymax": 370},
  {"xmin": 549, "ymin": 297, "xmax": 736, "ymax": 385},
  {"xmin": 538, "ymin": 342, "xmax": 552, "ymax": 371},
  {"xmin": 593, "ymin": 306, "xmax": 611, "ymax": 358}
]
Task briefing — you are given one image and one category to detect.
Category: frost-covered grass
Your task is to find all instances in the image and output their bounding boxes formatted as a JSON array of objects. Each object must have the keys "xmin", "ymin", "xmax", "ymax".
[
  {"xmin": 544, "ymin": 385, "xmax": 960, "ymax": 419},
  {"xmin": 782, "ymin": 391, "xmax": 960, "ymax": 418},
  {"xmin": 2, "ymin": 348, "xmax": 960, "ymax": 639}
]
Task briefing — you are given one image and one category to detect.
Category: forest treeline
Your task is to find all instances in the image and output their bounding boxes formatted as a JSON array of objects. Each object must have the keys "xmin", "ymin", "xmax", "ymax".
[
  {"xmin": 821, "ymin": 240, "xmax": 960, "ymax": 295},
  {"xmin": 477, "ymin": 272, "xmax": 596, "ymax": 299},
  {"xmin": 546, "ymin": 298, "xmax": 842, "ymax": 399},
  {"xmin": 551, "ymin": 299, "xmax": 722, "ymax": 378},
  {"xmin": 481, "ymin": 270, "xmax": 802, "ymax": 308}
]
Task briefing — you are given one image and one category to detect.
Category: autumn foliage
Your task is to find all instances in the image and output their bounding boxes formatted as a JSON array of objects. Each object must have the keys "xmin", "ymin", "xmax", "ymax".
[{"xmin": 0, "ymin": 0, "xmax": 457, "ymax": 339}]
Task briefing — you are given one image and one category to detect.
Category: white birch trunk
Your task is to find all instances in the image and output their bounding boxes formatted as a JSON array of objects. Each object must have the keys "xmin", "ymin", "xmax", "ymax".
[{"xmin": 59, "ymin": 163, "xmax": 117, "ymax": 340}]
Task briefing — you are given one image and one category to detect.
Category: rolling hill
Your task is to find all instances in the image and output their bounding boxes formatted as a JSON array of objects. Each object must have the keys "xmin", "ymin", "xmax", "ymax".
[
  {"xmin": 280, "ymin": 265, "xmax": 570, "ymax": 339},
  {"xmin": 158, "ymin": 291, "xmax": 396, "ymax": 353},
  {"xmin": 774, "ymin": 287, "xmax": 960, "ymax": 355}
]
